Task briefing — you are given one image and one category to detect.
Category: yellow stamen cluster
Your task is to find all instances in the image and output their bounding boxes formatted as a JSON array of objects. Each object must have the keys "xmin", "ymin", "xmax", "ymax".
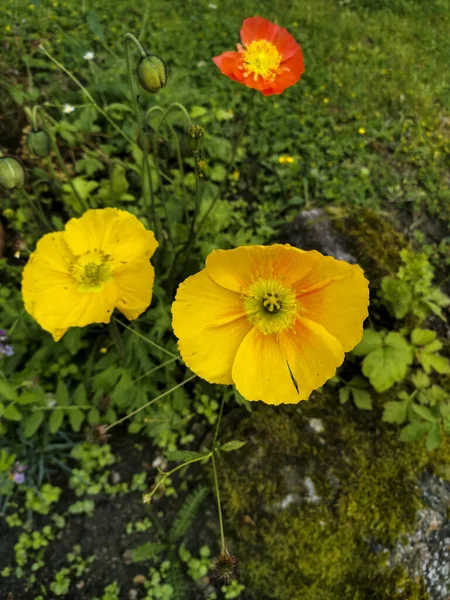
[
  {"xmin": 70, "ymin": 250, "xmax": 112, "ymax": 291},
  {"xmin": 244, "ymin": 278, "xmax": 298, "ymax": 335},
  {"xmin": 238, "ymin": 39, "xmax": 282, "ymax": 82}
]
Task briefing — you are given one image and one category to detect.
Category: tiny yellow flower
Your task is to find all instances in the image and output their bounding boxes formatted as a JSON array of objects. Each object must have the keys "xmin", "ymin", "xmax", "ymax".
[
  {"xmin": 22, "ymin": 208, "xmax": 158, "ymax": 341},
  {"xmin": 286, "ymin": 156, "xmax": 294, "ymax": 163},
  {"xmin": 172, "ymin": 245, "xmax": 369, "ymax": 405},
  {"xmin": 231, "ymin": 170, "xmax": 240, "ymax": 180},
  {"xmin": 323, "ymin": 97, "xmax": 329, "ymax": 104},
  {"xmin": 100, "ymin": 347, "xmax": 108, "ymax": 354},
  {"xmin": 278, "ymin": 156, "xmax": 287, "ymax": 164},
  {"xmin": 3, "ymin": 208, "xmax": 14, "ymax": 218},
  {"xmin": 358, "ymin": 127, "xmax": 366, "ymax": 135},
  {"xmin": 28, "ymin": 3, "xmax": 35, "ymax": 9},
  {"xmin": 4, "ymin": 25, "xmax": 11, "ymax": 32}
]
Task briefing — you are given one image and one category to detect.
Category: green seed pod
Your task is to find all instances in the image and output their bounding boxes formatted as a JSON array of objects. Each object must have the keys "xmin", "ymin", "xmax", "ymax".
[
  {"xmin": 137, "ymin": 55, "xmax": 167, "ymax": 93},
  {"xmin": 187, "ymin": 125, "xmax": 205, "ymax": 154},
  {"xmin": 0, "ymin": 156, "xmax": 25, "ymax": 191},
  {"xmin": 27, "ymin": 130, "xmax": 51, "ymax": 158}
]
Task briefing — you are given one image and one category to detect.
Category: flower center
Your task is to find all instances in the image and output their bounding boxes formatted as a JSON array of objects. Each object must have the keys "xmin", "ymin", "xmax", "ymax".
[
  {"xmin": 70, "ymin": 250, "xmax": 112, "ymax": 291},
  {"xmin": 238, "ymin": 39, "xmax": 282, "ymax": 82},
  {"xmin": 244, "ymin": 278, "xmax": 298, "ymax": 335}
]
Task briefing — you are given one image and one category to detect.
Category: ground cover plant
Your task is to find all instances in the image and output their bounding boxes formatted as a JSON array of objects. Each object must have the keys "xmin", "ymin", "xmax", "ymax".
[{"xmin": 1, "ymin": 0, "xmax": 450, "ymax": 598}]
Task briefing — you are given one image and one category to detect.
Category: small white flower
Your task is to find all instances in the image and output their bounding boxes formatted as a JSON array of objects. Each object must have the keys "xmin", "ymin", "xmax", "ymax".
[
  {"xmin": 63, "ymin": 104, "xmax": 75, "ymax": 114},
  {"xmin": 208, "ymin": 3, "xmax": 217, "ymax": 8},
  {"xmin": 83, "ymin": 51, "xmax": 95, "ymax": 61},
  {"xmin": 197, "ymin": 60, "xmax": 206, "ymax": 68}
]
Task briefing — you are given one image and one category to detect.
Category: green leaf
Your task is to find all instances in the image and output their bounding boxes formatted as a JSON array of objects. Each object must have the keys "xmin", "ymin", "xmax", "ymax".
[
  {"xmin": 422, "ymin": 339, "xmax": 443, "ymax": 354},
  {"xmin": 383, "ymin": 400, "xmax": 408, "ymax": 424},
  {"xmin": 411, "ymin": 404, "xmax": 437, "ymax": 423},
  {"xmin": 352, "ymin": 329, "xmax": 382, "ymax": 357},
  {"xmin": 426, "ymin": 424, "xmax": 441, "ymax": 451},
  {"xmin": 410, "ymin": 328, "xmax": 436, "ymax": 346},
  {"xmin": 410, "ymin": 371, "xmax": 430, "ymax": 389},
  {"xmin": 165, "ymin": 450, "xmax": 208, "ymax": 462},
  {"xmin": 23, "ymin": 411, "xmax": 44, "ymax": 438},
  {"xmin": 399, "ymin": 421, "xmax": 430, "ymax": 442},
  {"xmin": 351, "ymin": 387, "xmax": 372, "ymax": 410},
  {"xmin": 69, "ymin": 409, "xmax": 84, "ymax": 432},
  {"xmin": 73, "ymin": 384, "xmax": 87, "ymax": 407},
  {"xmin": 4, "ymin": 404, "xmax": 22, "ymax": 421},
  {"xmin": 56, "ymin": 380, "xmax": 69, "ymax": 406},
  {"xmin": 220, "ymin": 440, "xmax": 246, "ymax": 452},
  {"xmin": 17, "ymin": 390, "xmax": 42, "ymax": 405},
  {"xmin": 420, "ymin": 353, "xmax": 450, "ymax": 375},
  {"xmin": 49, "ymin": 409, "xmax": 64, "ymax": 434},
  {"xmin": 87, "ymin": 407, "xmax": 100, "ymax": 425},
  {"xmin": 361, "ymin": 332, "xmax": 412, "ymax": 392},
  {"xmin": 131, "ymin": 542, "xmax": 167, "ymax": 563},
  {"xmin": 339, "ymin": 386, "xmax": 350, "ymax": 404},
  {"xmin": 86, "ymin": 10, "xmax": 105, "ymax": 42},
  {"xmin": 380, "ymin": 277, "xmax": 412, "ymax": 319},
  {"xmin": 0, "ymin": 379, "xmax": 17, "ymax": 401}
]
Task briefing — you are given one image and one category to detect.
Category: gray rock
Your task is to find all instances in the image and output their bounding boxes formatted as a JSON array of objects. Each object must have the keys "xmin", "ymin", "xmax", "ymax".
[
  {"xmin": 281, "ymin": 208, "xmax": 357, "ymax": 263},
  {"xmin": 389, "ymin": 472, "xmax": 450, "ymax": 599}
]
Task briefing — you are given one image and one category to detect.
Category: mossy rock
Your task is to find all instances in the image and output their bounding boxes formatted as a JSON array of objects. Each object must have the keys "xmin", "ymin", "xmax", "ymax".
[{"xmin": 219, "ymin": 393, "xmax": 446, "ymax": 600}]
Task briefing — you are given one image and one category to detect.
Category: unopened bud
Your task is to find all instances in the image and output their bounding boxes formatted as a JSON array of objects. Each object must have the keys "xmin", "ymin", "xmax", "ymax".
[
  {"xmin": 27, "ymin": 130, "xmax": 51, "ymax": 158},
  {"xmin": 137, "ymin": 55, "xmax": 167, "ymax": 93},
  {"xmin": 0, "ymin": 157, "xmax": 25, "ymax": 191},
  {"xmin": 86, "ymin": 424, "xmax": 110, "ymax": 445},
  {"xmin": 187, "ymin": 125, "xmax": 204, "ymax": 154}
]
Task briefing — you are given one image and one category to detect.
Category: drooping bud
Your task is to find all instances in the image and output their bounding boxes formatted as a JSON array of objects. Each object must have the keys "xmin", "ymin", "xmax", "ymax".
[
  {"xmin": 27, "ymin": 130, "xmax": 51, "ymax": 158},
  {"xmin": 187, "ymin": 125, "xmax": 205, "ymax": 154},
  {"xmin": 0, "ymin": 156, "xmax": 25, "ymax": 191},
  {"xmin": 137, "ymin": 55, "xmax": 167, "ymax": 93},
  {"xmin": 210, "ymin": 552, "xmax": 240, "ymax": 586},
  {"xmin": 85, "ymin": 424, "xmax": 110, "ymax": 445}
]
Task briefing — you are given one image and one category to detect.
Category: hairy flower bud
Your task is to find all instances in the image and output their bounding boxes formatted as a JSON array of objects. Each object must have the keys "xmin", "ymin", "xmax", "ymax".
[
  {"xmin": 210, "ymin": 552, "xmax": 240, "ymax": 586},
  {"xmin": 187, "ymin": 125, "xmax": 205, "ymax": 154},
  {"xmin": 27, "ymin": 130, "xmax": 51, "ymax": 158},
  {"xmin": 137, "ymin": 55, "xmax": 167, "ymax": 93},
  {"xmin": 0, "ymin": 156, "xmax": 25, "ymax": 191}
]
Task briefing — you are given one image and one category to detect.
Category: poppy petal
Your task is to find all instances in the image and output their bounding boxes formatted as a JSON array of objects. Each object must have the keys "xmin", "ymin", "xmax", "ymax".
[
  {"xmin": 172, "ymin": 269, "xmax": 252, "ymax": 384},
  {"xmin": 115, "ymin": 260, "xmax": 155, "ymax": 321}
]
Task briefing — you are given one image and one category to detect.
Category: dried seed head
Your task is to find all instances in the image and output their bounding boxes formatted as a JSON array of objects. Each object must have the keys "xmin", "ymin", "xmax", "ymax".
[{"xmin": 210, "ymin": 552, "xmax": 240, "ymax": 586}]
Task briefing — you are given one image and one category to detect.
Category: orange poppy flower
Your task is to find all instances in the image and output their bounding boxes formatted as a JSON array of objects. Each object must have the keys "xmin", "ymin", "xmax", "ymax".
[
  {"xmin": 172, "ymin": 245, "xmax": 369, "ymax": 405},
  {"xmin": 212, "ymin": 16, "xmax": 304, "ymax": 96}
]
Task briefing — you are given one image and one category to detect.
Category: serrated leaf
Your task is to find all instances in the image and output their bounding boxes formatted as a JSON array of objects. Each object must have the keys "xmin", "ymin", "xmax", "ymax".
[
  {"xmin": 0, "ymin": 379, "xmax": 17, "ymax": 401},
  {"xmin": 49, "ymin": 409, "xmax": 64, "ymax": 434},
  {"xmin": 69, "ymin": 409, "xmax": 84, "ymax": 432},
  {"xmin": 412, "ymin": 404, "xmax": 437, "ymax": 423},
  {"xmin": 220, "ymin": 440, "xmax": 247, "ymax": 452},
  {"xmin": 410, "ymin": 371, "xmax": 430, "ymax": 389},
  {"xmin": 339, "ymin": 386, "xmax": 350, "ymax": 404},
  {"xmin": 23, "ymin": 411, "xmax": 44, "ymax": 437},
  {"xmin": 56, "ymin": 380, "xmax": 69, "ymax": 406},
  {"xmin": 165, "ymin": 450, "xmax": 208, "ymax": 462},
  {"xmin": 73, "ymin": 384, "xmax": 87, "ymax": 407},
  {"xmin": 420, "ymin": 353, "xmax": 450, "ymax": 375},
  {"xmin": 4, "ymin": 404, "xmax": 22, "ymax": 421},
  {"xmin": 383, "ymin": 400, "xmax": 408, "ymax": 424},
  {"xmin": 426, "ymin": 424, "xmax": 441, "ymax": 451},
  {"xmin": 131, "ymin": 542, "xmax": 167, "ymax": 563},
  {"xmin": 399, "ymin": 421, "xmax": 430, "ymax": 442},
  {"xmin": 361, "ymin": 332, "xmax": 412, "ymax": 392},
  {"xmin": 352, "ymin": 329, "xmax": 382, "ymax": 357},
  {"xmin": 411, "ymin": 328, "xmax": 436, "ymax": 346}
]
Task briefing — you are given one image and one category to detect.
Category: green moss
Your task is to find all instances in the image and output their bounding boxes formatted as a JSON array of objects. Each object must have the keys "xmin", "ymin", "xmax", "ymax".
[
  {"xmin": 335, "ymin": 208, "xmax": 409, "ymax": 283},
  {"xmin": 221, "ymin": 394, "xmax": 433, "ymax": 600}
]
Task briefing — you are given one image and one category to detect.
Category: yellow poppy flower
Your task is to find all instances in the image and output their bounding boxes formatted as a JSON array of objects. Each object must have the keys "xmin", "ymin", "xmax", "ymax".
[
  {"xmin": 172, "ymin": 244, "xmax": 369, "ymax": 405},
  {"xmin": 22, "ymin": 208, "xmax": 158, "ymax": 341}
]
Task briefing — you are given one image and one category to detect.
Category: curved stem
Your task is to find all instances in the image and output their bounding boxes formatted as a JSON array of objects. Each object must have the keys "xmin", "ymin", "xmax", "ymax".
[
  {"xmin": 146, "ymin": 102, "xmax": 192, "ymax": 132},
  {"xmin": 114, "ymin": 317, "xmax": 180, "ymax": 360},
  {"xmin": 39, "ymin": 45, "xmax": 136, "ymax": 147},
  {"xmin": 212, "ymin": 394, "xmax": 227, "ymax": 553},
  {"xmin": 37, "ymin": 107, "xmax": 88, "ymax": 213},
  {"xmin": 197, "ymin": 92, "xmax": 255, "ymax": 235},
  {"xmin": 104, "ymin": 373, "xmax": 196, "ymax": 432},
  {"xmin": 124, "ymin": 34, "xmax": 159, "ymax": 237}
]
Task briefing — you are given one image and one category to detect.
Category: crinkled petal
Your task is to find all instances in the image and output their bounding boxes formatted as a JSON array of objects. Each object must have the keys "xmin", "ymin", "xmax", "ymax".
[
  {"xmin": 298, "ymin": 263, "xmax": 369, "ymax": 352},
  {"xmin": 64, "ymin": 208, "xmax": 158, "ymax": 268},
  {"xmin": 205, "ymin": 244, "xmax": 305, "ymax": 293},
  {"xmin": 232, "ymin": 317, "xmax": 344, "ymax": 404},
  {"xmin": 172, "ymin": 269, "xmax": 251, "ymax": 384},
  {"xmin": 212, "ymin": 51, "xmax": 244, "ymax": 83},
  {"xmin": 240, "ymin": 16, "xmax": 282, "ymax": 46},
  {"xmin": 115, "ymin": 260, "xmax": 155, "ymax": 321}
]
